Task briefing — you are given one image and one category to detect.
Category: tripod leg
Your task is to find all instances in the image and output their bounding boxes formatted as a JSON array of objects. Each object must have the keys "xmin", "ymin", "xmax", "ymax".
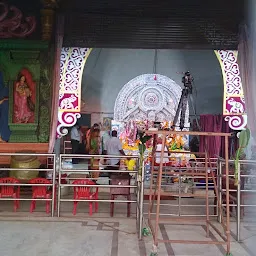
[
  {"xmin": 180, "ymin": 91, "xmax": 188, "ymax": 130},
  {"xmin": 188, "ymin": 94, "xmax": 201, "ymax": 131},
  {"xmin": 172, "ymin": 90, "xmax": 185, "ymax": 129}
]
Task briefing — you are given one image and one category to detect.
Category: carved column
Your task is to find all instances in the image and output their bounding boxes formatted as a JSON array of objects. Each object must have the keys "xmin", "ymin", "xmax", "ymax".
[{"xmin": 41, "ymin": 0, "xmax": 58, "ymax": 41}]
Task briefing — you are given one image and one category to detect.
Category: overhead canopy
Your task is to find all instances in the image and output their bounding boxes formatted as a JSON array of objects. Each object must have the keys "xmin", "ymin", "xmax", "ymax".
[{"xmin": 59, "ymin": 0, "xmax": 246, "ymax": 49}]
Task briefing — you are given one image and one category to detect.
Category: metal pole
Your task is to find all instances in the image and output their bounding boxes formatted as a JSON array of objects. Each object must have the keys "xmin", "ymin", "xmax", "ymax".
[
  {"xmin": 154, "ymin": 135, "xmax": 166, "ymax": 247},
  {"xmin": 148, "ymin": 134, "xmax": 156, "ymax": 221},
  {"xmin": 225, "ymin": 135, "xmax": 231, "ymax": 254},
  {"xmin": 218, "ymin": 160, "xmax": 223, "ymax": 223},
  {"xmin": 51, "ymin": 154, "xmax": 56, "ymax": 217},
  {"xmin": 139, "ymin": 159, "xmax": 145, "ymax": 240},
  {"xmin": 237, "ymin": 162, "xmax": 241, "ymax": 242},
  {"xmin": 178, "ymin": 167, "xmax": 181, "ymax": 216},
  {"xmin": 57, "ymin": 154, "xmax": 61, "ymax": 217},
  {"xmin": 205, "ymin": 154, "xmax": 209, "ymax": 237}
]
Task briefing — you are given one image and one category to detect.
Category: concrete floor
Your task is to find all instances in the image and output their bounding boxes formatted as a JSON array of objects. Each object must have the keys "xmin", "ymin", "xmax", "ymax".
[
  {"xmin": 0, "ymin": 194, "xmax": 255, "ymax": 256},
  {"xmin": 0, "ymin": 218, "xmax": 254, "ymax": 256},
  {"xmin": 0, "ymin": 161, "xmax": 255, "ymax": 255}
]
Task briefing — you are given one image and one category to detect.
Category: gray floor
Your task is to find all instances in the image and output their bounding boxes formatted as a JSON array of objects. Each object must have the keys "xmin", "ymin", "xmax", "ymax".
[
  {"xmin": 0, "ymin": 218, "xmax": 255, "ymax": 256},
  {"xmin": 0, "ymin": 161, "xmax": 255, "ymax": 256},
  {"xmin": 0, "ymin": 188, "xmax": 255, "ymax": 255}
]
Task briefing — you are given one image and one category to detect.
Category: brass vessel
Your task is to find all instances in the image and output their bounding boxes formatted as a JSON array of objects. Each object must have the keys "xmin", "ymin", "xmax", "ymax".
[{"xmin": 10, "ymin": 151, "xmax": 40, "ymax": 181}]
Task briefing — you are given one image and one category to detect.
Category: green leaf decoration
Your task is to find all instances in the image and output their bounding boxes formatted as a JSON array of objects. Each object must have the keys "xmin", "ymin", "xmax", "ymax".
[
  {"xmin": 234, "ymin": 128, "xmax": 250, "ymax": 185},
  {"xmin": 239, "ymin": 128, "xmax": 250, "ymax": 148},
  {"xmin": 139, "ymin": 143, "xmax": 146, "ymax": 156},
  {"xmin": 171, "ymin": 142, "xmax": 177, "ymax": 150},
  {"xmin": 140, "ymin": 135, "xmax": 152, "ymax": 144}
]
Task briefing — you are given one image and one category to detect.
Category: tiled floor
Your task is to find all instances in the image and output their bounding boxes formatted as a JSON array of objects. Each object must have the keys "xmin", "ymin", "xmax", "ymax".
[{"xmin": 0, "ymin": 218, "xmax": 255, "ymax": 256}]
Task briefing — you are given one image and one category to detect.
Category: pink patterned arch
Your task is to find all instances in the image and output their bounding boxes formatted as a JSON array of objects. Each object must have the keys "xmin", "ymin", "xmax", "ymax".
[
  {"xmin": 56, "ymin": 49, "xmax": 247, "ymax": 137},
  {"xmin": 215, "ymin": 50, "xmax": 247, "ymax": 130},
  {"xmin": 56, "ymin": 47, "xmax": 91, "ymax": 137}
]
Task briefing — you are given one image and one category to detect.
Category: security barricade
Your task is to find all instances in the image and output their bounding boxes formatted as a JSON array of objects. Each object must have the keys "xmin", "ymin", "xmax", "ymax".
[
  {"xmin": 0, "ymin": 153, "xmax": 56, "ymax": 217},
  {"xmin": 57, "ymin": 154, "xmax": 144, "ymax": 237},
  {"xmin": 218, "ymin": 159, "xmax": 256, "ymax": 241},
  {"xmin": 143, "ymin": 155, "xmax": 218, "ymax": 218}
]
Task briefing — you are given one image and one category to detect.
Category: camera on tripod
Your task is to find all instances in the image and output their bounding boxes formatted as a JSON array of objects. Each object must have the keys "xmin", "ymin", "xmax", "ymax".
[{"xmin": 182, "ymin": 71, "xmax": 193, "ymax": 93}]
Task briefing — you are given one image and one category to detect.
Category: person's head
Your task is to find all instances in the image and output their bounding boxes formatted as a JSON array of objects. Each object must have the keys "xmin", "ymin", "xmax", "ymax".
[
  {"xmin": 18, "ymin": 75, "xmax": 25, "ymax": 83},
  {"xmin": 74, "ymin": 122, "xmax": 80, "ymax": 129},
  {"xmin": 112, "ymin": 130, "xmax": 118, "ymax": 137},
  {"xmin": 92, "ymin": 123, "xmax": 100, "ymax": 130}
]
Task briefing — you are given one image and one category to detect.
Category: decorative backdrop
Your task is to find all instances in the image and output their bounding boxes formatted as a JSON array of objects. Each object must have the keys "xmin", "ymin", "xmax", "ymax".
[
  {"xmin": 215, "ymin": 50, "xmax": 247, "ymax": 130},
  {"xmin": 57, "ymin": 49, "xmax": 245, "ymax": 137},
  {"xmin": 114, "ymin": 74, "xmax": 190, "ymax": 129},
  {"xmin": 56, "ymin": 47, "xmax": 91, "ymax": 137}
]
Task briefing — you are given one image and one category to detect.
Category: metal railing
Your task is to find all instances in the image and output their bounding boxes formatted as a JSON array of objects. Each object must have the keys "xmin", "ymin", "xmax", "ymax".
[
  {"xmin": 57, "ymin": 154, "xmax": 144, "ymax": 237},
  {"xmin": 0, "ymin": 153, "xmax": 56, "ymax": 217},
  {"xmin": 218, "ymin": 159, "xmax": 256, "ymax": 241},
  {"xmin": 143, "ymin": 157, "xmax": 218, "ymax": 218}
]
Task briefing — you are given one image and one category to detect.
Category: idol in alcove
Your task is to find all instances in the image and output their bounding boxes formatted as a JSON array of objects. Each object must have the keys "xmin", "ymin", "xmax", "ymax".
[{"xmin": 13, "ymin": 68, "xmax": 35, "ymax": 124}]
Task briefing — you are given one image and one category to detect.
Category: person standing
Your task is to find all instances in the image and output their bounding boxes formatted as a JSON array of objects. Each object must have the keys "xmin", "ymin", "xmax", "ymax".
[
  {"xmin": 89, "ymin": 128, "xmax": 101, "ymax": 179},
  {"xmin": 70, "ymin": 124, "xmax": 82, "ymax": 164},
  {"xmin": 85, "ymin": 123, "xmax": 100, "ymax": 153},
  {"xmin": 104, "ymin": 130, "xmax": 126, "ymax": 170}
]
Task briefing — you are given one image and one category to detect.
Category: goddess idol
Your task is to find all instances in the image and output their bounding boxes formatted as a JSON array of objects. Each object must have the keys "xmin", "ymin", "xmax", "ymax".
[{"xmin": 13, "ymin": 69, "xmax": 35, "ymax": 123}]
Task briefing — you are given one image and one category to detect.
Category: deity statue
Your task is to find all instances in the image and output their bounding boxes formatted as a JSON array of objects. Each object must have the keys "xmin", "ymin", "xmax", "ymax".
[
  {"xmin": 13, "ymin": 69, "xmax": 35, "ymax": 123},
  {"xmin": 0, "ymin": 71, "xmax": 11, "ymax": 142}
]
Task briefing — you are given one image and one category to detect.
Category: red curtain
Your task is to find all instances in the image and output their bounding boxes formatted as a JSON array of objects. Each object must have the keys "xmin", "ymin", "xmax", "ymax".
[
  {"xmin": 48, "ymin": 15, "xmax": 64, "ymax": 153},
  {"xmin": 199, "ymin": 114, "xmax": 223, "ymax": 158},
  {"xmin": 199, "ymin": 114, "xmax": 237, "ymax": 158}
]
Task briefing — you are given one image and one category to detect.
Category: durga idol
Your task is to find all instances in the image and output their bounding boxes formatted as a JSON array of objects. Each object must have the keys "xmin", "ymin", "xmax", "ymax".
[{"xmin": 13, "ymin": 69, "xmax": 35, "ymax": 123}]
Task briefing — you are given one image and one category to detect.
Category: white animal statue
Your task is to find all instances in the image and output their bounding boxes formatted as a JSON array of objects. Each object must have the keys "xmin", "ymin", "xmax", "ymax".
[
  {"xmin": 228, "ymin": 98, "xmax": 244, "ymax": 113},
  {"xmin": 60, "ymin": 95, "xmax": 77, "ymax": 109}
]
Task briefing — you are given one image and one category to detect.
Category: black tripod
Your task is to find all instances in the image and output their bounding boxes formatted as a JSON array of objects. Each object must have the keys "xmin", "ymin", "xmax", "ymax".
[{"xmin": 172, "ymin": 71, "xmax": 199, "ymax": 130}]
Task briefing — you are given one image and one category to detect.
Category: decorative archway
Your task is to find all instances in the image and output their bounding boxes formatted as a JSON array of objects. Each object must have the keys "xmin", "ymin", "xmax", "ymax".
[
  {"xmin": 56, "ymin": 47, "xmax": 91, "ymax": 137},
  {"xmin": 114, "ymin": 73, "xmax": 189, "ymax": 128},
  {"xmin": 215, "ymin": 50, "xmax": 247, "ymax": 130},
  {"xmin": 56, "ymin": 49, "xmax": 247, "ymax": 138}
]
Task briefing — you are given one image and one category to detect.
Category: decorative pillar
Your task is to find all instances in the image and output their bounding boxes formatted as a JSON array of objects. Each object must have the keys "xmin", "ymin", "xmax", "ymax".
[
  {"xmin": 215, "ymin": 50, "xmax": 247, "ymax": 130},
  {"xmin": 41, "ymin": 0, "xmax": 58, "ymax": 41}
]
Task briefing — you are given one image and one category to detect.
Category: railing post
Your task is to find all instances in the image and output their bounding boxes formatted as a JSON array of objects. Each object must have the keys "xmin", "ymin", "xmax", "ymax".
[
  {"xmin": 56, "ymin": 153, "xmax": 61, "ymax": 217},
  {"xmin": 51, "ymin": 154, "xmax": 56, "ymax": 217},
  {"xmin": 139, "ymin": 159, "xmax": 145, "ymax": 240},
  {"xmin": 237, "ymin": 161, "xmax": 241, "ymax": 242},
  {"xmin": 218, "ymin": 160, "xmax": 223, "ymax": 223}
]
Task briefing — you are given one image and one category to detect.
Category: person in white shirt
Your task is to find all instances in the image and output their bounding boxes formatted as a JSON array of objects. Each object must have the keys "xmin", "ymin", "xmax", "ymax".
[
  {"xmin": 104, "ymin": 130, "xmax": 125, "ymax": 169},
  {"xmin": 155, "ymin": 136, "xmax": 170, "ymax": 164},
  {"xmin": 70, "ymin": 124, "xmax": 82, "ymax": 164}
]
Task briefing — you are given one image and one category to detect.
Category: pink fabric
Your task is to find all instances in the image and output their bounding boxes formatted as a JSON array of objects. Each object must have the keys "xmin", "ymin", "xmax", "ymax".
[
  {"xmin": 199, "ymin": 114, "xmax": 223, "ymax": 158},
  {"xmin": 48, "ymin": 15, "xmax": 64, "ymax": 153}
]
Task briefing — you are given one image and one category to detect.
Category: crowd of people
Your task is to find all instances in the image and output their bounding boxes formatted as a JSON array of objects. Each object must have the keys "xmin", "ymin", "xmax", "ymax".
[{"xmin": 70, "ymin": 123, "xmax": 126, "ymax": 172}]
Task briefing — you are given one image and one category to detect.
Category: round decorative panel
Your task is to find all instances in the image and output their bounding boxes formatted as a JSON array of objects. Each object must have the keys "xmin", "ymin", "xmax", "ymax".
[
  {"xmin": 114, "ymin": 74, "xmax": 190, "ymax": 128},
  {"xmin": 138, "ymin": 87, "xmax": 165, "ymax": 112}
]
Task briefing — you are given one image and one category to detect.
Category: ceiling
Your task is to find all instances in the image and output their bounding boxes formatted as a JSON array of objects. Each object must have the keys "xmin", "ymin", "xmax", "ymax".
[
  {"xmin": 59, "ymin": 0, "xmax": 246, "ymax": 49},
  {"xmin": 5, "ymin": 0, "xmax": 247, "ymax": 49}
]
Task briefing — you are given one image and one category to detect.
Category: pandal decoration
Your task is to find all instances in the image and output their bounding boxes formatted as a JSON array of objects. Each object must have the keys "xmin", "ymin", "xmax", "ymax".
[{"xmin": 112, "ymin": 120, "xmax": 196, "ymax": 167}]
